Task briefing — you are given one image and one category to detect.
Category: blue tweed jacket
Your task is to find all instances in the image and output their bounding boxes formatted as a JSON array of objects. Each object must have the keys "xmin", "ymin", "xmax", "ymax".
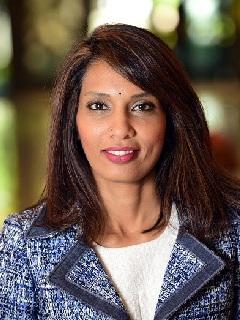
[{"xmin": 0, "ymin": 204, "xmax": 239, "ymax": 320}]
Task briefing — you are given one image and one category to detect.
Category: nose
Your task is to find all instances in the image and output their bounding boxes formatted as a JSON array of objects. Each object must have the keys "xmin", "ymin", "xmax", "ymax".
[{"xmin": 108, "ymin": 111, "xmax": 136, "ymax": 140}]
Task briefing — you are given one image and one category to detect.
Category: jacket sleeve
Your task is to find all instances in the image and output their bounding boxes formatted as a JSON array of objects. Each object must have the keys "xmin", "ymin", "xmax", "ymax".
[
  {"xmin": 235, "ymin": 218, "xmax": 240, "ymax": 320},
  {"xmin": 0, "ymin": 216, "xmax": 37, "ymax": 319}
]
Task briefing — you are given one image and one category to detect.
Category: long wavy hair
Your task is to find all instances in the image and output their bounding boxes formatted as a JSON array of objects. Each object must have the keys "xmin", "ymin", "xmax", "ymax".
[{"xmin": 42, "ymin": 23, "xmax": 240, "ymax": 244}]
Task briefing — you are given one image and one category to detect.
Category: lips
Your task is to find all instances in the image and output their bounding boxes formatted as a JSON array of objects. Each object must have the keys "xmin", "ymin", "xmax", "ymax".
[
  {"xmin": 107, "ymin": 149, "xmax": 134, "ymax": 156},
  {"xmin": 102, "ymin": 146, "xmax": 139, "ymax": 164}
]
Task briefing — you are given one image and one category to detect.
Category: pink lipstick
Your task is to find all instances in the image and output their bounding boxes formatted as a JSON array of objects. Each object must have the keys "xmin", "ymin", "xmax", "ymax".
[{"xmin": 102, "ymin": 147, "xmax": 139, "ymax": 164}]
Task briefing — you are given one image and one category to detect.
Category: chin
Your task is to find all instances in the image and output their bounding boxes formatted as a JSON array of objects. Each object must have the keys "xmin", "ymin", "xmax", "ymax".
[{"xmin": 94, "ymin": 170, "xmax": 153, "ymax": 184}]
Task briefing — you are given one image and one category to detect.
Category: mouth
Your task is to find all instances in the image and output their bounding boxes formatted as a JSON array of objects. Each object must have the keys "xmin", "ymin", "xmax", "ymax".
[{"xmin": 102, "ymin": 147, "xmax": 139, "ymax": 164}]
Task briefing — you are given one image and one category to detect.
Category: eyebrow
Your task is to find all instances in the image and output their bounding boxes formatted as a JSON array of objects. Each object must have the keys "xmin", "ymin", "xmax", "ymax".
[{"xmin": 84, "ymin": 91, "xmax": 153, "ymax": 99}]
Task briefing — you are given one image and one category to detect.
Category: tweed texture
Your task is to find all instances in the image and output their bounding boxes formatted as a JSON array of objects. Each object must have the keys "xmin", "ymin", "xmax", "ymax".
[
  {"xmin": 0, "ymin": 205, "xmax": 239, "ymax": 320},
  {"xmin": 67, "ymin": 249, "xmax": 126, "ymax": 310}
]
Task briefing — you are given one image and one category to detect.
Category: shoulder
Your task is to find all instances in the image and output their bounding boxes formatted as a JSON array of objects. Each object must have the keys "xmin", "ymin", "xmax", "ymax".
[
  {"xmin": 211, "ymin": 206, "xmax": 240, "ymax": 260},
  {"xmin": 1, "ymin": 203, "xmax": 79, "ymax": 248},
  {"xmin": 0, "ymin": 204, "xmax": 81, "ymax": 281},
  {"xmin": 227, "ymin": 206, "xmax": 240, "ymax": 239},
  {"xmin": 1, "ymin": 204, "xmax": 45, "ymax": 246}
]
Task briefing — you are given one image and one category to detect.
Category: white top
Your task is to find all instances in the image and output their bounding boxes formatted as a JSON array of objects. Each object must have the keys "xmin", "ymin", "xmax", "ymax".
[{"xmin": 93, "ymin": 205, "xmax": 179, "ymax": 320}]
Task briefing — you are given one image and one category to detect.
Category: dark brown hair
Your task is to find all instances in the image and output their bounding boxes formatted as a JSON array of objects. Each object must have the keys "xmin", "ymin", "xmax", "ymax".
[{"xmin": 42, "ymin": 23, "xmax": 240, "ymax": 244}]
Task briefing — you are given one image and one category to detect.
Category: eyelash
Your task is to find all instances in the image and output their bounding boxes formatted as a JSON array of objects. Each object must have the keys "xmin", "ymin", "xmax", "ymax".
[
  {"xmin": 87, "ymin": 101, "xmax": 109, "ymax": 111},
  {"xmin": 86, "ymin": 101, "xmax": 156, "ymax": 112},
  {"xmin": 132, "ymin": 102, "xmax": 155, "ymax": 112}
]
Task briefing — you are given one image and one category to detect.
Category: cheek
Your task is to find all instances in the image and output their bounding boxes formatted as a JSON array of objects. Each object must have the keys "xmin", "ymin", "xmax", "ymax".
[
  {"xmin": 76, "ymin": 117, "xmax": 105, "ymax": 152},
  {"xmin": 76, "ymin": 115, "xmax": 92, "ymax": 149},
  {"xmin": 155, "ymin": 116, "xmax": 167, "ymax": 145},
  {"xmin": 141, "ymin": 120, "xmax": 166, "ymax": 150}
]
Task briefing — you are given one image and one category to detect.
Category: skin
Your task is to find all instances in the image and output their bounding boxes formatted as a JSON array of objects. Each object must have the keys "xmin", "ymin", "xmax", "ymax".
[{"xmin": 76, "ymin": 60, "xmax": 166, "ymax": 247}]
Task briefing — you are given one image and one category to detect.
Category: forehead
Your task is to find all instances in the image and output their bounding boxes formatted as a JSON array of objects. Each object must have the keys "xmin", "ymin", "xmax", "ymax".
[{"xmin": 80, "ymin": 60, "xmax": 145, "ymax": 96}]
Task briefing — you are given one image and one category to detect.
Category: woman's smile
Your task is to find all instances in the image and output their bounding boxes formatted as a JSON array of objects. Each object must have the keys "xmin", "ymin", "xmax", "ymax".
[
  {"xmin": 102, "ymin": 146, "xmax": 140, "ymax": 164},
  {"xmin": 76, "ymin": 59, "xmax": 166, "ymax": 184}
]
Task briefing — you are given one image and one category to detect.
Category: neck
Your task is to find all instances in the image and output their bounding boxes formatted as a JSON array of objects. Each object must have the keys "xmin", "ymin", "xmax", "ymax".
[{"xmin": 94, "ymin": 175, "xmax": 162, "ymax": 246}]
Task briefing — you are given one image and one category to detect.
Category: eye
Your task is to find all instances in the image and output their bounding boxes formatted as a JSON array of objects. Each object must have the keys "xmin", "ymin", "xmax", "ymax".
[
  {"xmin": 131, "ymin": 102, "xmax": 155, "ymax": 112},
  {"xmin": 87, "ymin": 101, "xmax": 109, "ymax": 111}
]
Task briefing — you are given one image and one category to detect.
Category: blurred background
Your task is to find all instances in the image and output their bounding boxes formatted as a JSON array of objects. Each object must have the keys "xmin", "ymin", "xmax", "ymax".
[{"xmin": 0, "ymin": 0, "xmax": 240, "ymax": 225}]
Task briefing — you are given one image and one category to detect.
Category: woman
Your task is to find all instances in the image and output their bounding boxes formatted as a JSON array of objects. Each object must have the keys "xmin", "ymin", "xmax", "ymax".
[{"xmin": 0, "ymin": 24, "xmax": 239, "ymax": 320}]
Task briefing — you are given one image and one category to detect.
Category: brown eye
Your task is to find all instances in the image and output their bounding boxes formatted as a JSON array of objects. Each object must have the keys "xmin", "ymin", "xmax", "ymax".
[
  {"xmin": 131, "ymin": 102, "xmax": 155, "ymax": 112},
  {"xmin": 87, "ymin": 101, "xmax": 109, "ymax": 110}
]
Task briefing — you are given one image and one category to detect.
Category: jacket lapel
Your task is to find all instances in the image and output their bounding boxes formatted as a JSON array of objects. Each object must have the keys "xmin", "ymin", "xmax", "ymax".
[
  {"xmin": 27, "ymin": 207, "xmax": 129, "ymax": 319},
  {"xmin": 28, "ymin": 206, "xmax": 225, "ymax": 320},
  {"xmin": 48, "ymin": 239, "xmax": 129, "ymax": 320},
  {"xmin": 48, "ymin": 232, "xmax": 224, "ymax": 320},
  {"xmin": 154, "ymin": 232, "xmax": 225, "ymax": 320}
]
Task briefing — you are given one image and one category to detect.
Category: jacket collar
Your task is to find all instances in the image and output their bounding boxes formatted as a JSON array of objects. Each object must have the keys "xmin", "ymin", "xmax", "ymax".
[
  {"xmin": 27, "ymin": 209, "xmax": 225, "ymax": 319},
  {"xmin": 154, "ymin": 232, "xmax": 224, "ymax": 319},
  {"xmin": 49, "ymin": 240, "xmax": 129, "ymax": 319},
  {"xmin": 26, "ymin": 204, "xmax": 61, "ymax": 238}
]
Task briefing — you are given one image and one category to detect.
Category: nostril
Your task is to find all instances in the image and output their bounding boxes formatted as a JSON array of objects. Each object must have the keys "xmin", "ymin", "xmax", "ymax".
[{"xmin": 108, "ymin": 127, "xmax": 136, "ymax": 139}]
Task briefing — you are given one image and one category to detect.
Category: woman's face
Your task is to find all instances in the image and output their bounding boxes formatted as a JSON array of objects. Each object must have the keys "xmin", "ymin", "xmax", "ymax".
[{"xmin": 76, "ymin": 60, "xmax": 166, "ymax": 185}]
